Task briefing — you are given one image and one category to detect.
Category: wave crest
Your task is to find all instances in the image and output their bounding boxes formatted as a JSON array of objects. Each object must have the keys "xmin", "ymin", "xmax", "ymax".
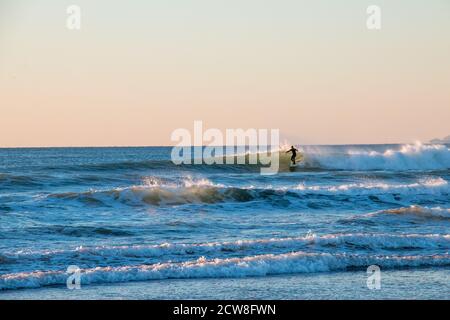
[
  {"xmin": 301, "ymin": 143, "xmax": 450, "ymax": 171},
  {"xmin": 47, "ymin": 177, "xmax": 449, "ymax": 207},
  {"xmin": 1, "ymin": 251, "xmax": 448, "ymax": 290},
  {"xmin": 370, "ymin": 206, "xmax": 450, "ymax": 220},
  {"xmin": 3, "ymin": 233, "xmax": 448, "ymax": 269}
]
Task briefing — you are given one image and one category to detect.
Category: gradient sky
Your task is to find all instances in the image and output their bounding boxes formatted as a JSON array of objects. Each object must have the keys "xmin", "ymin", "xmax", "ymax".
[{"xmin": 1, "ymin": 0, "xmax": 449, "ymax": 147}]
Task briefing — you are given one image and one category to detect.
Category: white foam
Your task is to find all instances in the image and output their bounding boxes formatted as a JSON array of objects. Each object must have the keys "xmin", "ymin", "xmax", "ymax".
[
  {"xmin": 48, "ymin": 176, "xmax": 449, "ymax": 207},
  {"xmin": 142, "ymin": 176, "xmax": 220, "ymax": 188},
  {"xmin": 4, "ymin": 233, "xmax": 449, "ymax": 265},
  {"xmin": 302, "ymin": 143, "xmax": 450, "ymax": 170},
  {"xmin": 293, "ymin": 177, "xmax": 449, "ymax": 196},
  {"xmin": 1, "ymin": 251, "xmax": 448, "ymax": 290}
]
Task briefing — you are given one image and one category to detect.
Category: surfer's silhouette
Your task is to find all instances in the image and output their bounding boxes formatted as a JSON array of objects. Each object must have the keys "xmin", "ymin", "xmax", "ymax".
[{"xmin": 286, "ymin": 146, "xmax": 299, "ymax": 164}]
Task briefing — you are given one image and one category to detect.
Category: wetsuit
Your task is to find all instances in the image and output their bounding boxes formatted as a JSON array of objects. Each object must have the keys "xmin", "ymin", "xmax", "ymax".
[{"xmin": 287, "ymin": 147, "xmax": 298, "ymax": 164}]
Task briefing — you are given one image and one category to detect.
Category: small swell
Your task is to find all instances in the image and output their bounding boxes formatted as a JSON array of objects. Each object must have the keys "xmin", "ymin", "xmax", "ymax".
[
  {"xmin": 21, "ymin": 225, "xmax": 135, "ymax": 237},
  {"xmin": 0, "ymin": 173, "xmax": 43, "ymax": 188},
  {"xmin": 369, "ymin": 206, "xmax": 450, "ymax": 220}
]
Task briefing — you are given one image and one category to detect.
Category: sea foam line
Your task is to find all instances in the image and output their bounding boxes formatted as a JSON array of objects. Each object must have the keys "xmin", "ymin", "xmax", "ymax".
[
  {"xmin": 3, "ymin": 233, "xmax": 449, "ymax": 264},
  {"xmin": 0, "ymin": 252, "xmax": 449, "ymax": 290}
]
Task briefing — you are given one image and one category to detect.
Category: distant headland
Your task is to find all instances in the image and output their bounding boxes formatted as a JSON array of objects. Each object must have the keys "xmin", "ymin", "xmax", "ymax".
[{"xmin": 430, "ymin": 135, "xmax": 450, "ymax": 144}]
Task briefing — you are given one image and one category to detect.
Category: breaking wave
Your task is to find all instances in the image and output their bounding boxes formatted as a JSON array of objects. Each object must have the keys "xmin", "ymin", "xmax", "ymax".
[
  {"xmin": 46, "ymin": 177, "xmax": 449, "ymax": 207},
  {"xmin": 301, "ymin": 143, "xmax": 450, "ymax": 171},
  {"xmin": 1, "ymin": 251, "xmax": 448, "ymax": 290},
  {"xmin": 13, "ymin": 143, "xmax": 450, "ymax": 176},
  {"xmin": 2, "ymin": 233, "xmax": 448, "ymax": 266}
]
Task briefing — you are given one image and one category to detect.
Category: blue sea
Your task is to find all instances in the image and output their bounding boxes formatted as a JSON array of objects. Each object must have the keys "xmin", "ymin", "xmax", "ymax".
[{"xmin": 0, "ymin": 144, "xmax": 449, "ymax": 299}]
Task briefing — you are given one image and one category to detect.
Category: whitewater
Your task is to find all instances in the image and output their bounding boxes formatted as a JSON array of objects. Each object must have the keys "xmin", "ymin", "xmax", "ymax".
[{"xmin": 0, "ymin": 143, "xmax": 449, "ymax": 298}]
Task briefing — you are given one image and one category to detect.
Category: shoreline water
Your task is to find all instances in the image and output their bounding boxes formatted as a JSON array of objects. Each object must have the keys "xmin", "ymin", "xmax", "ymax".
[{"xmin": 1, "ymin": 269, "xmax": 448, "ymax": 300}]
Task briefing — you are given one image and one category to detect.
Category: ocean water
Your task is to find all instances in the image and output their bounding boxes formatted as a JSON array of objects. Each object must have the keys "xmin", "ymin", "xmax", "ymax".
[{"xmin": 0, "ymin": 144, "xmax": 449, "ymax": 299}]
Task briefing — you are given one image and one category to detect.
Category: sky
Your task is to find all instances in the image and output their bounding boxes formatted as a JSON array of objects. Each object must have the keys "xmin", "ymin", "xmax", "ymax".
[{"xmin": 1, "ymin": 0, "xmax": 449, "ymax": 147}]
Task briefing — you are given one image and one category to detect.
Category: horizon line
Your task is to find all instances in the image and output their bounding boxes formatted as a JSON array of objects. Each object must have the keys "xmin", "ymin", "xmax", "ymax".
[{"xmin": 0, "ymin": 141, "xmax": 439, "ymax": 149}]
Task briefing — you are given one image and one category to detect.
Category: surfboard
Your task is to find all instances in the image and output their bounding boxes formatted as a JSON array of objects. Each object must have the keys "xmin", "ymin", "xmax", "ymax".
[
  {"xmin": 288, "ymin": 154, "xmax": 303, "ymax": 171},
  {"xmin": 289, "ymin": 162, "xmax": 297, "ymax": 171}
]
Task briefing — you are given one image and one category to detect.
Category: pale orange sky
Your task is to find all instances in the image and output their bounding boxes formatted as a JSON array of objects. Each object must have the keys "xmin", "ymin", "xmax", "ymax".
[{"xmin": 1, "ymin": 0, "xmax": 449, "ymax": 147}]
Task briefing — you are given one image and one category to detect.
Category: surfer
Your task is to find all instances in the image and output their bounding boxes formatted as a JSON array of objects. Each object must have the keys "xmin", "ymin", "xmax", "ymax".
[{"xmin": 286, "ymin": 146, "xmax": 299, "ymax": 164}]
